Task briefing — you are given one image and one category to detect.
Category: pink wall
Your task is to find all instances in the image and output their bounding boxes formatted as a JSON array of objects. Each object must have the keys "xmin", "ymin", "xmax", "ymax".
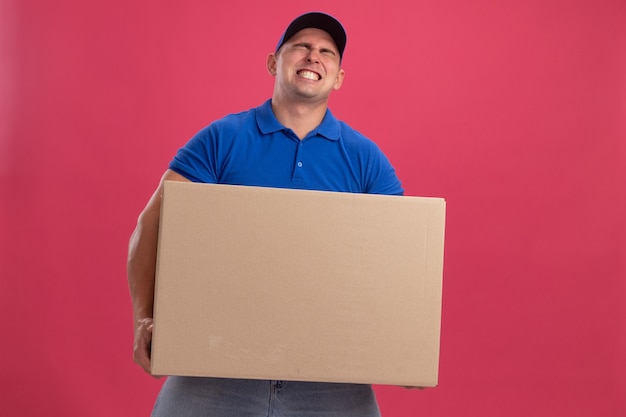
[{"xmin": 1, "ymin": 0, "xmax": 625, "ymax": 415}]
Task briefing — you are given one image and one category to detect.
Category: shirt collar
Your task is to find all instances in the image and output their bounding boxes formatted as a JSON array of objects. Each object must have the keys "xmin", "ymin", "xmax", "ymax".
[{"xmin": 256, "ymin": 99, "xmax": 340, "ymax": 141}]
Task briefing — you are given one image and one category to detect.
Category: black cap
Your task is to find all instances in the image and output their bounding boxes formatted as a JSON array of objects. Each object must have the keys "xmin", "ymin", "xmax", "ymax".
[{"xmin": 275, "ymin": 12, "xmax": 347, "ymax": 60}]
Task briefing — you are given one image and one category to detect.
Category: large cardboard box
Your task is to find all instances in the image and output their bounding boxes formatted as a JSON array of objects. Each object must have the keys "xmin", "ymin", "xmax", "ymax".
[{"xmin": 151, "ymin": 181, "xmax": 446, "ymax": 387}]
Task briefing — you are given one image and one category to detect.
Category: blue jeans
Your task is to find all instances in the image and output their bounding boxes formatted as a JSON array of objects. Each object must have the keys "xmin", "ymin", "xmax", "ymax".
[{"xmin": 151, "ymin": 377, "xmax": 381, "ymax": 417}]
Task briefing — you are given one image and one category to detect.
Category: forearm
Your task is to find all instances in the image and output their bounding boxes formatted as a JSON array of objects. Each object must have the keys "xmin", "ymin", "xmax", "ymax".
[
  {"xmin": 127, "ymin": 169, "xmax": 190, "ymax": 323},
  {"xmin": 127, "ymin": 219, "xmax": 159, "ymax": 322},
  {"xmin": 127, "ymin": 185, "xmax": 163, "ymax": 323},
  {"xmin": 128, "ymin": 229, "xmax": 158, "ymax": 322}
]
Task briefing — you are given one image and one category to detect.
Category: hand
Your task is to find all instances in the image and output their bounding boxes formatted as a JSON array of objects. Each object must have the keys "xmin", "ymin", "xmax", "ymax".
[{"xmin": 133, "ymin": 317, "xmax": 157, "ymax": 376}]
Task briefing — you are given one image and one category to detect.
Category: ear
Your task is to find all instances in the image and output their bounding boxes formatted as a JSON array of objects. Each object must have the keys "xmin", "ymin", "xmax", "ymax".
[
  {"xmin": 333, "ymin": 68, "xmax": 345, "ymax": 90},
  {"xmin": 267, "ymin": 53, "xmax": 278, "ymax": 76}
]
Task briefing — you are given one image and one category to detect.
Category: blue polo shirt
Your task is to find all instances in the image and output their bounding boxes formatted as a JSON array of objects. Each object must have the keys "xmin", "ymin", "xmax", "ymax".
[{"xmin": 169, "ymin": 99, "xmax": 403, "ymax": 195}]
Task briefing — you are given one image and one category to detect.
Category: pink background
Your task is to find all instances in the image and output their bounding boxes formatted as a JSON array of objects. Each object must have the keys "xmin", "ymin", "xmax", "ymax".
[{"xmin": 1, "ymin": 0, "xmax": 625, "ymax": 415}]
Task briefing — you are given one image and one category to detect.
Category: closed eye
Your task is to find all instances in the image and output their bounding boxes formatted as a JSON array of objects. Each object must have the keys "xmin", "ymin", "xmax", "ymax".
[
  {"xmin": 292, "ymin": 43, "xmax": 312, "ymax": 50},
  {"xmin": 291, "ymin": 43, "xmax": 337, "ymax": 57}
]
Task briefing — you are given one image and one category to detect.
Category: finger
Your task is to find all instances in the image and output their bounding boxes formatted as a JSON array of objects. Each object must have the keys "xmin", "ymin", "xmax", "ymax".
[
  {"xmin": 134, "ymin": 344, "xmax": 152, "ymax": 373},
  {"xmin": 133, "ymin": 320, "xmax": 154, "ymax": 373}
]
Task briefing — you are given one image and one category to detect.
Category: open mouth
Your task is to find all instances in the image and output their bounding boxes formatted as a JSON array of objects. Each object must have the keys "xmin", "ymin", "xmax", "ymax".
[{"xmin": 297, "ymin": 70, "xmax": 321, "ymax": 81}]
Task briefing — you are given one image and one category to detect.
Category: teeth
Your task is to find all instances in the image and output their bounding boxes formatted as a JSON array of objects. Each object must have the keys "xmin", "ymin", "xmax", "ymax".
[{"xmin": 298, "ymin": 70, "xmax": 320, "ymax": 80}]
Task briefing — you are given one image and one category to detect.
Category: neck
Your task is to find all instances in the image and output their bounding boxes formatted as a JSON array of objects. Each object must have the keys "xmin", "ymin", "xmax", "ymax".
[{"xmin": 271, "ymin": 94, "xmax": 328, "ymax": 140}]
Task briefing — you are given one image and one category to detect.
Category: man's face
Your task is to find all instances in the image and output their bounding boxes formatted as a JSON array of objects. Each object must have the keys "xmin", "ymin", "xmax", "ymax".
[{"xmin": 269, "ymin": 28, "xmax": 345, "ymax": 103}]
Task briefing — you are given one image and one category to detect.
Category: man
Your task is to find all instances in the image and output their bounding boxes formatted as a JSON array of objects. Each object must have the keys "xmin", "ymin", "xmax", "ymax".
[{"xmin": 128, "ymin": 11, "xmax": 403, "ymax": 417}]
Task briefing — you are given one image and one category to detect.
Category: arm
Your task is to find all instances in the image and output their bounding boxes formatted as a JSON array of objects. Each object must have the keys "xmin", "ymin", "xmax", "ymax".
[{"xmin": 127, "ymin": 169, "xmax": 190, "ymax": 374}]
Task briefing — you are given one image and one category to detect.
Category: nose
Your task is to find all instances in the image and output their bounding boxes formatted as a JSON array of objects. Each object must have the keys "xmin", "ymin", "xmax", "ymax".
[{"xmin": 306, "ymin": 49, "xmax": 321, "ymax": 63}]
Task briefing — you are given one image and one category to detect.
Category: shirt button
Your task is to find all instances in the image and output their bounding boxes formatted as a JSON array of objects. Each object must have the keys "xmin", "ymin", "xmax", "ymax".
[{"xmin": 297, "ymin": 161, "xmax": 303, "ymax": 168}]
